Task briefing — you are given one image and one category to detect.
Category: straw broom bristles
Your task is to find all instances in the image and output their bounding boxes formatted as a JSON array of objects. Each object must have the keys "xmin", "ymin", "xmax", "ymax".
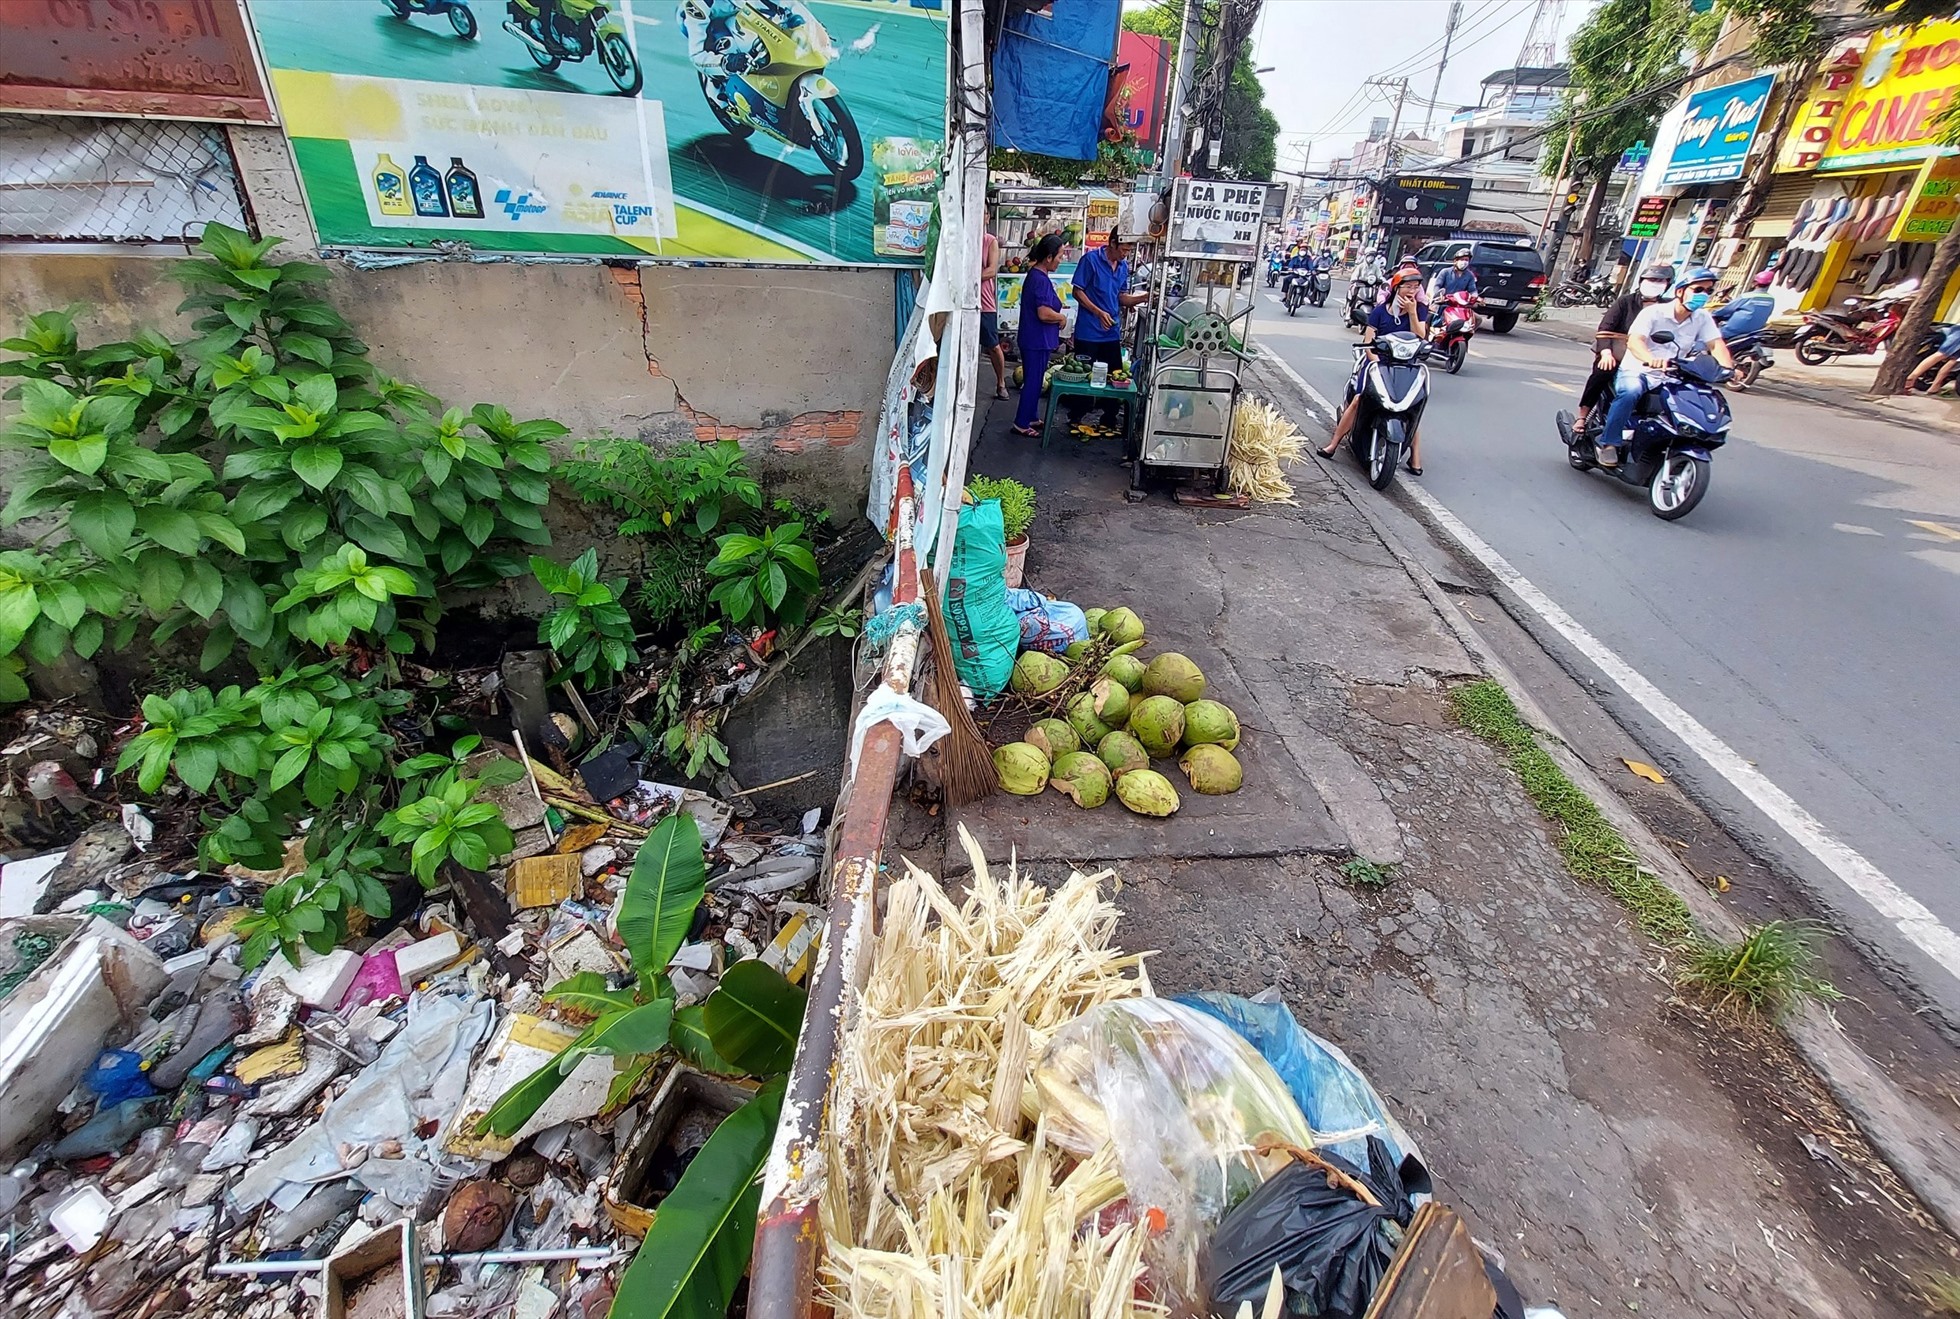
[{"xmin": 917, "ymin": 567, "xmax": 997, "ymax": 806}]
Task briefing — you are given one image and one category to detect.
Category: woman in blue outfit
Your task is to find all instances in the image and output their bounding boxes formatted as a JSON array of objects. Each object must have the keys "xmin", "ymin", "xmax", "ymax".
[{"xmin": 1012, "ymin": 234, "xmax": 1068, "ymax": 437}]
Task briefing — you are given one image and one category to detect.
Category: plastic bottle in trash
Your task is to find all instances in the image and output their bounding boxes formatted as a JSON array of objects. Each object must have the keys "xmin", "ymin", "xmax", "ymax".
[
  {"xmin": 51, "ymin": 1097, "xmax": 169, "ymax": 1160},
  {"xmin": 265, "ymin": 1183, "xmax": 366, "ymax": 1249}
]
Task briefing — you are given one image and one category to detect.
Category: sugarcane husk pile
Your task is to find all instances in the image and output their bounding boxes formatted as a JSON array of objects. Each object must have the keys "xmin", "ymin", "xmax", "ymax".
[
  {"xmin": 819, "ymin": 825, "xmax": 1160, "ymax": 1318},
  {"xmin": 1227, "ymin": 398, "xmax": 1306, "ymax": 505}
]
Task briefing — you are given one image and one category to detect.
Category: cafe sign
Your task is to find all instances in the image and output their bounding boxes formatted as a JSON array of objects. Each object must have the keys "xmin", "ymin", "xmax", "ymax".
[{"xmin": 1816, "ymin": 21, "xmax": 1960, "ymax": 172}]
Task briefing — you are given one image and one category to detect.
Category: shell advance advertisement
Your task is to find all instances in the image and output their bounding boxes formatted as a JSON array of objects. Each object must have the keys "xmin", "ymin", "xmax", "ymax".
[{"xmin": 246, "ymin": 0, "xmax": 947, "ymax": 264}]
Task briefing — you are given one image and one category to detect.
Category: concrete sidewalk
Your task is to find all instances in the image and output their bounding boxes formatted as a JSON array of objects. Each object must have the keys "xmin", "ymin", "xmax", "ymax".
[
  {"xmin": 1528, "ymin": 303, "xmax": 1960, "ymax": 437},
  {"xmin": 924, "ymin": 389, "xmax": 1960, "ymax": 1318}
]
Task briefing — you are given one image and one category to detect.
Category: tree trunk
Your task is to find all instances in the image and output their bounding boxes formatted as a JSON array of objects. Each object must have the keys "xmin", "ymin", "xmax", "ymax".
[
  {"xmin": 1724, "ymin": 56, "xmax": 1820, "ymax": 239},
  {"xmin": 1575, "ymin": 171, "xmax": 1611, "ymax": 273},
  {"xmin": 1873, "ymin": 225, "xmax": 1960, "ymax": 396}
]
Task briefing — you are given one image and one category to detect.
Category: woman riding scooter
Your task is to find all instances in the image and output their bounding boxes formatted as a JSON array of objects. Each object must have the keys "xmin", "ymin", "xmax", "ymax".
[{"xmin": 1318, "ymin": 268, "xmax": 1431, "ymax": 475}]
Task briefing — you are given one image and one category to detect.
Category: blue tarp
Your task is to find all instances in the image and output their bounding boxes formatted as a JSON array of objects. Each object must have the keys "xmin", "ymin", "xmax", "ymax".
[{"xmin": 991, "ymin": 0, "xmax": 1121, "ymax": 161}]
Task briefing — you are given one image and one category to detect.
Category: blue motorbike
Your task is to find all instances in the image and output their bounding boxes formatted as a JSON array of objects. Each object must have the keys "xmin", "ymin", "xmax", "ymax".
[
  {"xmin": 1713, "ymin": 292, "xmax": 1775, "ymax": 390},
  {"xmin": 384, "ymin": 0, "xmax": 479, "ymax": 37},
  {"xmin": 1556, "ymin": 332, "xmax": 1731, "ymax": 521},
  {"xmin": 1266, "ymin": 254, "xmax": 1283, "ymax": 288}
]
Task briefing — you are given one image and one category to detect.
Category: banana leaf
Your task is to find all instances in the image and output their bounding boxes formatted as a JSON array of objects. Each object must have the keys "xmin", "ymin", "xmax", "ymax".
[
  {"xmin": 616, "ymin": 812, "xmax": 707, "ymax": 996},
  {"xmin": 475, "ymin": 1000, "xmax": 673, "ymax": 1138},
  {"xmin": 609, "ymin": 1075, "xmax": 786, "ymax": 1319},
  {"xmin": 701, "ymin": 959, "xmax": 806, "ymax": 1077},
  {"xmin": 544, "ymin": 970, "xmax": 642, "ymax": 1017},
  {"xmin": 671, "ymin": 1002, "xmax": 739, "ymax": 1077}
]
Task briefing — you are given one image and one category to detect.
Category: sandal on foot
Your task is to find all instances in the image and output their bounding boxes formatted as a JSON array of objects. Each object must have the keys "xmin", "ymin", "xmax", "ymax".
[
  {"xmin": 1011, "ymin": 424, "xmax": 1041, "ymax": 437},
  {"xmin": 1315, "ymin": 445, "xmax": 1339, "ymax": 459},
  {"xmin": 1404, "ymin": 462, "xmax": 1423, "ymax": 476}
]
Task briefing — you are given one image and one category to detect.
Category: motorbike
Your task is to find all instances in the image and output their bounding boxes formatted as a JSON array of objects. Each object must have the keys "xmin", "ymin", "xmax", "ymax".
[
  {"xmin": 1790, "ymin": 285, "xmax": 1913, "ymax": 365},
  {"xmin": 1712, "ymin": 293, "xmax": 1774, "ymax": 391},
  {"xmin": 1430, "ymin": 290, "xmax": 1477, "ymax": 374},
  {"xmin": 505, "ymin": 0, "xmax": 642, "ymax": 93},
  {"xmin": 1309, "ymin": 268, "xmax": 1331, "ymax": 308},
  {"xmin": 1345, "ymin": 274, "xmax": 1381, "ymax": 330},
  {"xmin": 1266, "ymin": 255, "xmax": 1282, "ymax": 288},
  {"xmin": 1552, "ymin": 273, "xmax": 1617, "ymax": 308},
  {"xmin": 385, "ymin": 0, "xmax": 478, "ymax": 37},
  {"xmin": 1555, "ymin": 330, "xmax": 1730, "ymax": 521},
  {"xmin": 1282, "ymin": 269, "xmax": 1308, "ymax": 316},
  {"xmin": 1338, "ymin": 332, "xmax": 1430, "ymax": 491},
  {"xmin": 688, "ymin": 0, "xmax": 864, "ymax": 182}
]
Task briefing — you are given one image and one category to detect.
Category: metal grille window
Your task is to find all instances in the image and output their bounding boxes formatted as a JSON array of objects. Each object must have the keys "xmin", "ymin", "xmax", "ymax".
[{"xmin": 0, "ymin": 114, "xmax": 251, "ymax": 244}]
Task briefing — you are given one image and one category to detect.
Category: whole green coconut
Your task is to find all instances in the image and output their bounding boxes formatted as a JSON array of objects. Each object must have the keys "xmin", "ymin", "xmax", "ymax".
[
  {"xmin": 1089, "ymin": 676, "xmax": 1130, "ymax": 726},
  {"xmin": 1097, "ymin": 607, "xmax": 1145, "ymax": 646},
  {"xmin": 1083, "ymin": 607, "xmax": 1107, "ymax": 634},
  {"xmin": 1180, "ymin": 699, "xmax": 1241, "ymax": 751},
  {"xmin": 1141, "ymin": 652, "xmax": 1206, "ymax": 703},
  {"xmin": 1011, "ymin": 651, "xmax": 1070, "ymax": 696},
  {"xmin": 1025, "ymin": 719, "xmax": 1079, "ymax": 760},
  {"xmin": 1127, "ymin": 695, "xmax": 1186, "ymax": 759},
  {"xmin": 1066, "ymin": 693, "xmax": 1112, "ymax": 746},
  {"xmin": 993, "ymin": 742, "xmax": 1050, "ymax": 795},
  {"xmin": 1115, "ymin": 768, "xmax": 1180, "ymax": 816},
  {"xmin": 1050, "ymin": 751, "xmax": 1113, "ymax": 808},
  {"xmin": 1096, "ymin": 730, "xmax": 1150, "ymax": 778},
  {"xmin": 1179, "ymin": 744, "xmax": 1243, "ymax": 795},
  {"xmin": 1101, "ymin": 653, "xmax": 1146, "ymax": 693}
]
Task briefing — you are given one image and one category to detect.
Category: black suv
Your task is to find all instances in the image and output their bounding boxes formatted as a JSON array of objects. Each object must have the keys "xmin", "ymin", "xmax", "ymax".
[{"xmin": 1412, "ymin": 238, "xmax": 1547, "ymax": 334}]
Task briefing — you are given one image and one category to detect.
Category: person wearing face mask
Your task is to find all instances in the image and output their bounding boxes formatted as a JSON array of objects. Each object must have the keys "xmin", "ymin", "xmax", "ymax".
[
  {"xmin": 1427, "ymin": 250, "xmax": 1479, "ymax": 305},
  {"xmin": 1575, "ymin": 264, "xmax": 1674, "ymax": 433},
  {"xmin": 1318, "ymin": 268, "xmax": 1431, "ymax": 473},
  {"xmin": 1595, "ymin": 266, "xmax": 1734, "ymax": 469}
]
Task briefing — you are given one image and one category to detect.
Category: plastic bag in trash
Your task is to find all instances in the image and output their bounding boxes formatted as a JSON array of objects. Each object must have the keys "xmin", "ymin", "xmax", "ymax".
[
  {"xmin": 1034, "ymin": 998, "xmax": 1314, "ymax": 1307},
  {"xmin": 1208, "ymin": 1136, "xmax": 1413, "ymax": 1319},
  {"xmin": 1175, "ymin": 992, "xmax": 1422, "ymax": 1172},
  {"xmin": 1002, "ymin": 587, "xmax": 1090, "ymax": 654}
]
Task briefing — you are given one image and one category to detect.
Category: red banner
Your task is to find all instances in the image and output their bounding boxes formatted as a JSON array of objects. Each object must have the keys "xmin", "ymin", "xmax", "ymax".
[
  {"xmin": 0, "ymin": 0, "xmax": 274, "ymax": 123},
  {"xmin": 1112, "ymin": 31, "xmax": 1168, "ymax": 156}
]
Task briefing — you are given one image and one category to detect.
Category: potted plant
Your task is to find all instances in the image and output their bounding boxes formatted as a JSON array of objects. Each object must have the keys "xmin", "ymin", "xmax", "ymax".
[{"xmin": 965, "ymin": 475, "xmax": 1037, "ymax": 588}]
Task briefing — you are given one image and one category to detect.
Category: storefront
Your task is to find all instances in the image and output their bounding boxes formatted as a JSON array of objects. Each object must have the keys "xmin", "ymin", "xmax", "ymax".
[{"xmin": 1755, "ymin": 26, "xmax": 1960, "ymax": 316}]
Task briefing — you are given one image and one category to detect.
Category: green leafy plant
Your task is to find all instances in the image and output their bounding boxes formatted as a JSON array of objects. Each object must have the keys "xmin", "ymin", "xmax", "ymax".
[
  {"xmin": 964, "ymin": 474, "xmax": 1037, "ymax": 543},
  {"xmin": 532, "ymin": 548, "xmax": 639, "ymax": 685},
  {"xmin": 650, "ymin": 623, "xmax": 730, "ymax": 780},
  {"xmin": 379, "ymin": 774, "xmax": 520, "ymax": 884},
  {"xmin": 706, "ymin": 521, "xmax": 821, "ymax": 629},
  {"xmin": 1679, "ymin": 921, "xmax": 1841, "ymax": 1016},
  {"xmin": 807, "ymin": 604, "xmax": 863, "ymax": 639}
]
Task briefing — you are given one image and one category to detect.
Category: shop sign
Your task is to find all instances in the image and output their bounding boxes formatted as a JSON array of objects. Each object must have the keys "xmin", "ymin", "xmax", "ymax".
[
  {"xmin": 1892, "ymin": 154, "xmax": 1960, "ymax": 240},
  {"xmin": 1626, "ymin": 195, "xmax": 1668, "ymax": 238},
  {"xmin": 1166, "ymin": 177, "xmax": 1279, "ymax": 259},
  {"xmin": 1113, "ymin": 32, "xmax": 1169, "ymax": 156},
  {"xmin": 0, "ymin": 0, "xmax": 274, "ymax": 123},
  {"xmin": 1661, "ymin": 75, "xmax": 1775, "ymax": 185},
  {"xmin": 1373, "ymin": 174, "xmax": 1470, "ymax": 232},
  {"xmin": 245, "ymin": 0, "xmax": 948, "ymax": 265},
  {"xmin": 1817, "ymin": 21, "xmax": 1960, "ymax": 172},
  {"xmin": 1777, "ymin": 40, "xmax": 1868, "ymax": 172}
]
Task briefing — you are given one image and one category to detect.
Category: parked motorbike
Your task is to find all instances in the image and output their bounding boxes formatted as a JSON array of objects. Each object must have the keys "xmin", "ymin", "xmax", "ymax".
[
  {"xmin": 505, "ymin": 0, "xmax": 642, "ymax": 93},
  {"xmin": 685, "ymin": 0, "xmax": 863, "ymax": 181},
  {"xmin": 385, "ymin": 0, "xmax": 477, "ymax": 37},
  {"xmin": 1552, "ymin": 273, "xmax": 1616, "ymax": 309},
  {"xmin": 1309, "ymin": 269, "xmax": 1331, "ymax": 308},
  {"xmin": 1790, "ymin": 285, "xmax": 1913, "ymax": 365},
  {"xmin": 1345, "ymin": 275, "xmax": 1380, "ymax": 330},
  {"xmin": 1712, "ymin": 292, "xmax": 1774, "ymax": 391},
  {"xmin": 1282, "ymin": 270, "xmax": 1308, "ymax": 316},
  {"xmin": 1429, "ymin": 290, "xmax": 1477, "ymax": 374},
  {"xmin": 1555, "ymin": 330, "xmax": 1730, "ymax": 521},
  {"xmin": 1267, "ymin": 255, "xmax": 1282, "ymax": 288},
  {"xmin": 1338, "ymin": 332, "xmax": 1430, "ymax": 491}
]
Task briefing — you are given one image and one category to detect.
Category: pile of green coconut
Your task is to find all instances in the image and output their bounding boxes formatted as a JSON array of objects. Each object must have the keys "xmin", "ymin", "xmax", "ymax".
[{"xmin": 992, "ymin": 605, "xmax": 1243, "ymax": 816}]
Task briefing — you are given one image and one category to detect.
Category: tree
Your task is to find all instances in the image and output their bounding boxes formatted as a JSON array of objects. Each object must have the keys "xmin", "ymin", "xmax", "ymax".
[
  {"xmin": 1123, "ymin": 1, "xmax": 1280, "ymax": 179},
  {"xmin": 1548, "ymin": 0, "xmax": 1719, "ymax": 270}
]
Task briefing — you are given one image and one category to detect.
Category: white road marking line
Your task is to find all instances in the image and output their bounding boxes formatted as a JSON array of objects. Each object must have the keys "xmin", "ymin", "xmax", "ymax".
[
  {"xmin": 1834, "ymin": 523, "xmax": 1883, "ymax": 536},
  {"xmin": 1258, "ymin": 342, "xmax": 1960, "ymax": 983},
  {"xmin": 1399, "ymin": 479, "xmax": 1960, "ymax": 984}
]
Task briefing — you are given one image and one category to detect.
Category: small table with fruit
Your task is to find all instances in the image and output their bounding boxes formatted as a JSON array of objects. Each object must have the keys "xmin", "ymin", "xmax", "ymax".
[{"xmin": 1040, "ymin": 356, "xmax": 1138, "ymax": 451}]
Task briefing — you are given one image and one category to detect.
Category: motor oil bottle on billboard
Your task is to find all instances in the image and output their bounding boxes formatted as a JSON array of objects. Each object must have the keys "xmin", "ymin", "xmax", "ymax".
[
  {"xmin": 444, "ymin": 157, "xmax": 484, "ymax": 219},
  {"xmin": 372, "ymin": 154, "xmax": 412, "ymax": 216},
  {"xmin": 409, "ymin": 155, "xmax": 450, "ymax": 218}
]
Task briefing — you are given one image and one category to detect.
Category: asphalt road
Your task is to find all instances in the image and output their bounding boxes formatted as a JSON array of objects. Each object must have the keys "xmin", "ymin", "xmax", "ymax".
[
  {"xmin": 250, "ymin": 0, "xmax": 947, "ymax": 261},
  {"xmin": 1251, "ymin": 282, "xmax": 1960, "ymax": 1008}
]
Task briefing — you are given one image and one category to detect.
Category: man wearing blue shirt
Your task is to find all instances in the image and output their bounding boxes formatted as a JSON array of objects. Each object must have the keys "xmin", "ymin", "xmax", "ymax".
[{"xmin": 1065, "ymin": 231, "xmax": 1146, "ymax": 432}]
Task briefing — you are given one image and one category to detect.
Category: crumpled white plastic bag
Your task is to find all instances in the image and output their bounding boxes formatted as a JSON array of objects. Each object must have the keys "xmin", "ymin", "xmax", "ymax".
[{"xmin": 849, "ymin": 684, "xmax": 951, "ymax": 775}]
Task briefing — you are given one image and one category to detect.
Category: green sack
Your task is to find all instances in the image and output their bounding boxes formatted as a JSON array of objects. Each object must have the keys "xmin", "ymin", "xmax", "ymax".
[{"xmin": 946, "ymin": 500, "xmax": 1018, "ymax": 700}]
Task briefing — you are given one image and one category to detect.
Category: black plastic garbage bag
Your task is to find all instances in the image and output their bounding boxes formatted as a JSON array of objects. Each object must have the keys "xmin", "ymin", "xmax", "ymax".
[{"xmin": 1207, "ymin": 1136, "xmax": 1413, "ymax": 1319}]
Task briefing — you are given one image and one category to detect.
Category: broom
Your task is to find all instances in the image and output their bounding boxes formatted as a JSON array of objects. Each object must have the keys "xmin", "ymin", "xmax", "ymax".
[{"xmin": 917, "ymin": 566, "xmax": 997, "ymax": 806}]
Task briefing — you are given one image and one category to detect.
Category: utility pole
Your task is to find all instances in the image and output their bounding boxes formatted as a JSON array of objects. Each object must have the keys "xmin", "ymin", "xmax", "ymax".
[
  {"xmin": 1370, "ymin": 76, "xmax": 1410, "ymax": 172},
  {"xmin": 1421, "ymin": 0, "xmax": 1463, "ymax": 139},
  {"xmin": 1538, "ymin": 117, "xmax": 1575, "ymax": 245},
  {"xmin": 1192, "ymin": 0, "xmax": 1264, "ymax": 176},
  {"xmin": 1162, "ymin": 0, "xmax": 1203, "ymax": 176}
]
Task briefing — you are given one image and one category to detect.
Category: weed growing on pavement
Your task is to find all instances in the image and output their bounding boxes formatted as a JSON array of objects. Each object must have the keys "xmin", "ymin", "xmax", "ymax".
[
  {"xmin": 1926, "ymin": 1273, "xmax": 1960, "ymax": 1314},
  {"xmin": 1449, "ymin": 680, "xmax": 1695, "ymax": 947},
  {"xmin": 1449, "ymin": 680, "xmax": 1842, "ymax": 1014},
  {"xmin": 1680, "ymin": 921, "xmax": 1843, "ymax": 1015},
  {"xmin": 1339, "ymin": 857, "xmax": 1397, "ymax": 888}
]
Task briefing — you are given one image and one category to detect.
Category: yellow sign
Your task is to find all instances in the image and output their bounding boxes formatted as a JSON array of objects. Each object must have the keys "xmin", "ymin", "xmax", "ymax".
[
  {"xmin": 1777, "ymin": 39, "xmax": 1867, "ymax": 172},
  {"xmin": 1892, "ymin": 155, "xmax": 1960, "ymax": 240},
  {"xmin": 1817, "ymin": 22, "xmax": 1960, "ymax": 172}
]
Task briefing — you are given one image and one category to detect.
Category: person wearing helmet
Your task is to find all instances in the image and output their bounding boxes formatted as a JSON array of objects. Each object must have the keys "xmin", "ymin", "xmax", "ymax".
[
  {"xmin": 1575, "ymin": 263, "xmax": 1675, "ymax": 432},
  {"xmin": 1596, "ymin": 266, "xmax": 1734, "ymax": 468},
  {"xmin": 679, "ymin": 0, "xmax": 782, "ymax": 111},
  {"xmin": 1376, "ymin": 256, "xmax": 1429, "ymax": 311},
  {"xmin": 1318, "ymin": 266, "xmax": 1431, "ymax": 472}
]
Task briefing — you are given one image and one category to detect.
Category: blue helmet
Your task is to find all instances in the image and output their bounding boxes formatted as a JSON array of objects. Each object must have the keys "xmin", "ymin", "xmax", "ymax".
[{"xmin": 1675, "ymin": 266, "xmax": 1719, "ymax": 292}]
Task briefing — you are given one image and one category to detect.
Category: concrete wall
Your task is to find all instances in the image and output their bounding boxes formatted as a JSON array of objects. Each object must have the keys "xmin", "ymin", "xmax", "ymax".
[{"xmin": 0, "ymin": 123, "xmax": 892, "ymax": 518}]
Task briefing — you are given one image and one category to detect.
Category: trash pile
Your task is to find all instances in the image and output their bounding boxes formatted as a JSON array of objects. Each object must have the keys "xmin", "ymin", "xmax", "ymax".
[
  {"xmin": 0, "ymin": 707, "xmax": 829, "ymax": 1319},
  {"xmin": 821, "ymin": 827, "xmax": 1563, "ymax": 1319}
]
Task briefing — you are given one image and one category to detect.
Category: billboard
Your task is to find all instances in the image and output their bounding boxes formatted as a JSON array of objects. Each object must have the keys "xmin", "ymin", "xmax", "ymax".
[
  {"xmin": 0, "ymin": 0, "xmax": 274, "ymax": 122},
  {"xmin": 1113, "ymin": 31, "xmax": 1168, "ymax": 155},
  {"xmin": 1166, "ymin": 178, "xmax": 1280, "ymax": 260},
  {"xmin": 1626, "ymin": 195, "xmax": 1668, "ymax": 238},
  {"xmin": 1375, "ymin": 174, "xmax": 1469, "ymax": 232},
  {"xmin": 247, "ymin": 0, "xmax": 948, "ymax": 264},
  {"xmin": 1814, "ymin": 22, "xmax": 1960, "ymax": 172},
  {"xmin": 1660, "ymin": 74, "xmax": 1774, "ymax": 186}
]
